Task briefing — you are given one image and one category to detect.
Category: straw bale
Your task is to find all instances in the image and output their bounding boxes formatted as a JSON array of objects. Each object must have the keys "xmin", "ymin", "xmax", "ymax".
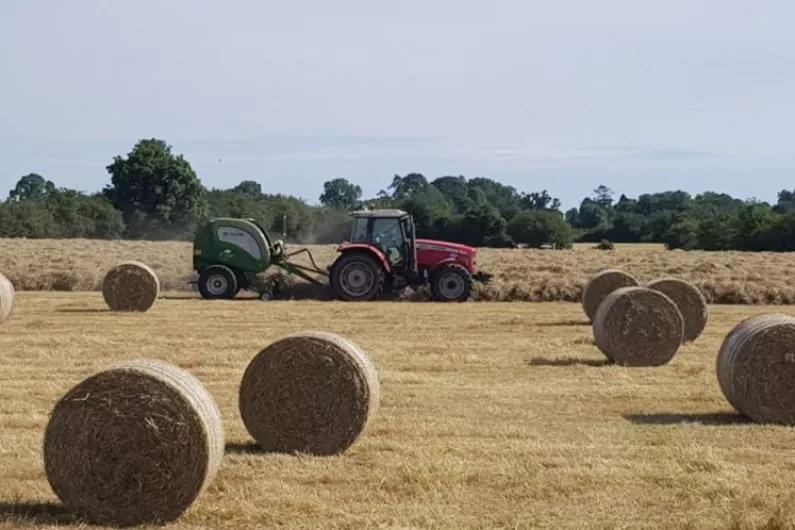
[
  {"xmin": 716, "ymin": 313, "xmax": 795, "ymax": 424},
  {"xmin": 43, "ymin": 359, "xmax": 225, "ymax": 527},
  {"xmin": 239, "ymin": 330, "xmax": 380, "ymax": 455},
  {"xmin": 582, "ymin": 269, "xmax": 639, "ymax": 321},
  {"xmin": 593, "ymin": 286, "xmax": 684, "ymax": 366},
  {"xmin": 0, "ymin": 272, "xmax": 14, "ymax": 325},
  {"xmin": 646, "ymin": 277, "xmax": 709, "ymax": 342},
  {"xmin": 102, "ymin": 260, "xmax": 160, "ymax": 312}
]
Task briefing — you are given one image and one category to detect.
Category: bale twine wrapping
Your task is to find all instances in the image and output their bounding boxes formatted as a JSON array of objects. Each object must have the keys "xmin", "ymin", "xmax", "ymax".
[
  {"xmin": 593, "ymin": 286, "xmax": 685, "ymax": 366},
  {"xmin": 646, "ymin": 277, "xmax": 709, "ymax": 342},
  {"xmin": 716, "ymin": 313, "xmax": 795, "ymax": 424},
  {"xmin": 0, "ymin": 272, "xmax": 14, "ymax": 325},
  {"xmin": 43, "ymin": 359, "xmax": 225, "ymax": 527},
  {"xmin": 582, "ymin": 269, "xmax": 639, "ymax": 322},
  {"xmin": 239, "ymin": 330, "xmax": 380, "ymax": 455},
  {"xmin": 102, "ymin": 260, "xmax": 160, "ymax": 312}
]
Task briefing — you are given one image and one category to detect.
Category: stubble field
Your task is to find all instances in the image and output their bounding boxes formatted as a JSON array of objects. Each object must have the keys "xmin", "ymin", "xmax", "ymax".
[{"xmin": 1, "ymin": 239, "xmax": 795, "ymax": 529}]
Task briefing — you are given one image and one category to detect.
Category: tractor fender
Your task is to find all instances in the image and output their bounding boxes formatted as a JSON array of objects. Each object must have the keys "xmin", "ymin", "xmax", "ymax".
[
  {"xmin": 336, "ymin": 244, "xmax": 391, "ymax": 273},
  {"xmin": 429, "ymin": 257, "xmax": 471, "ymax": 277}
]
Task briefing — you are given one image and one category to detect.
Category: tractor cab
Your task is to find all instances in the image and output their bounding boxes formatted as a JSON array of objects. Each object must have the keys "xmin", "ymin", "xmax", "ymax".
[{"xmin": 346, "ymin": 208, "xmax": 418, "ymax": 274}]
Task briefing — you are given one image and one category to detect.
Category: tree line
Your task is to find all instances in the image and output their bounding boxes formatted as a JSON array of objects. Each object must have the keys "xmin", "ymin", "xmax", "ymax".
[{"xmin": 2, "ymin": 137, "xmax": 795, "ymax": 251}]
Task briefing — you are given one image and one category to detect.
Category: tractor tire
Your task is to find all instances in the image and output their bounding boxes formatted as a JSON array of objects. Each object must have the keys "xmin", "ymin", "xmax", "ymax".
[
  {"xmin": 329, "ymin": 252, "xmax": 385, "ymax": 302},
  {"xmin": 430, "ymin": 263, "xmax": 473, "ymax": 302},
  {"xmin": 197, "ymin": 265, "xmax": 238, "ymax": 300}
]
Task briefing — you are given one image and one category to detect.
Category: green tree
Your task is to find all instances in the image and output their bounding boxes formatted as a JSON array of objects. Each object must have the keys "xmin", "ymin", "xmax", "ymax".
[
  {"xmin": 318, "ymin": 178, "xmax": 362, "ymax": 210},
  {"xmin": 384, "ymin": 173, "xmax": 429, "ymax": 200},
  {"xmin": 103, "ymin": 138, "xmax": 208, "ymax": 239},
  {"xmin": 454, "ymin": 203, "xmax": 507, "ymax": 246},
  {"xmin": 431, "ymin": 175, "xmax": 471, "ymax": 213},
  {"xmin": 231, "ymin": 180, "xmax": 263, "ymax": 195},
  {"xmin": 520, "ymin": 190, "xmax": 562, "ymax": 212},
  {"xmin": 8, "ymin": 173, "xmax": 56, "ymax": 201},
  {"xmin": 593, "ymin": 185, "xmax": 614, "ymax": 208},
  {"xmin": 507, "ymin": 210, "xmax": 574, "ymax": 248}
]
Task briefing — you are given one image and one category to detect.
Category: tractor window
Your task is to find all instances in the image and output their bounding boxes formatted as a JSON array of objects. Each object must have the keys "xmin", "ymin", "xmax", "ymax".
[
  {"xmin": 350, "ymin": 217, "xmax": 369, "ymax": 243},
  {"xmin": 372, "ymin": 218, "xmax": 404, "ymax": 247}
]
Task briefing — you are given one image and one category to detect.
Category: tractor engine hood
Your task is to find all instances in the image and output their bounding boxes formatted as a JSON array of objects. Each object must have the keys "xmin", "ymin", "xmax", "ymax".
[{"xmin": 415, "ymin": 238, "xmax": 476, "ymax": 256}]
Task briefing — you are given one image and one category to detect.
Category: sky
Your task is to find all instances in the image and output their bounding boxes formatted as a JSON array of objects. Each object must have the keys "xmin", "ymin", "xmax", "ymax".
[{"xmin": 1, "ymin": 0, "xmax": 794, "ymax": 211}]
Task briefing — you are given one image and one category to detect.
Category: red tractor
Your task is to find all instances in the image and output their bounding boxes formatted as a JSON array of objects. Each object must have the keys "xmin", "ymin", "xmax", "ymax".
[{"xmin": 328, "ymin": 207, "xmax": 492, "ymax": 302}]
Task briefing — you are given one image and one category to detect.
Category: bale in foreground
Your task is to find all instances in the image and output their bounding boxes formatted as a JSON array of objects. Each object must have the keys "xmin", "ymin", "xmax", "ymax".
[
  {"xmin": 0, "ymin": 272, "xmax": 14, "ymax": 325},
  {"xmin": 581, "ymin": 269, "xmax": 639, "ymax": 322},
  {"xmin": 102, "ymin": 260, "xmax": 160, "ymax": 312},
  {"xmin": 646, "ymin": 277, "xmax": 709, "ymax": 342},
  {"xmin": 43, "ymin": 359, "xmax": 225, "ymax": 527},
  {"xmin": 239, "ymin": 330, "xmax": 380, "ymax": 455},
  {"xmin": 593, "ymin": 286, "xmax": 684, "ymax": 366},
  {"xmin": 716, "ymin": 313, "xmax": 795, "ymax": 424}
]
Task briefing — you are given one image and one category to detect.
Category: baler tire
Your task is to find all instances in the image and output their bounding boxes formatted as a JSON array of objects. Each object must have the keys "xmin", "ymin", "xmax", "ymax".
[{"xmin": 197, "ymin": 265, "xmax": 238, "ymax": 300}]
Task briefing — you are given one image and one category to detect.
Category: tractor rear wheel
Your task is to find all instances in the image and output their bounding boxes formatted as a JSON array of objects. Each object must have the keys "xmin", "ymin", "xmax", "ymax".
[
  {"xmin": 430, "ymin": 263, "xmax": 473, "ymax": 302},
  {"xmin": 329, "ymin": 252, "xmax": 385, "ymax": 301},
  {"xmin": 197, "ymin": 265, "xmax": 238, "ymax": 300}
]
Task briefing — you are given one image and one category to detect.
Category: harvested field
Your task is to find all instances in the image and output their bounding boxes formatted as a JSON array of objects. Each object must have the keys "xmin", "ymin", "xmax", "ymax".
[
  {"xmin": 2, "ymin": 239, "xmax": 795, "ymax": 304},
  {"xmin": 0, "ymin": 293, "xmax": 795, "ymax": 528}
]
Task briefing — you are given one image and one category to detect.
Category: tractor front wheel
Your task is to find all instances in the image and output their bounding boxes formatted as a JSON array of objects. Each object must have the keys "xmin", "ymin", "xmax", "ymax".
[
  {"xmin": 197, "ymin": 265, "xmax": 238, "ymax": 300},
  {"xmin": 430, "ymin": 264, "xmax": 473, "ymax": 302},
  {"xmin": 329, "ymin": 252, "xmax": 385, "ymax": 301}
]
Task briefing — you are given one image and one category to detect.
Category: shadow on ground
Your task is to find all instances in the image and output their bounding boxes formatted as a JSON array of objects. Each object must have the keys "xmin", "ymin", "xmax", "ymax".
[
  {"xmin": 536, "ymin": 319, "xmax": 591, "ymax": 327},
  {"xmin": 624, "ymin": 412, "xmax": 751, "ymax": 426},
  {"xmin": 0, "ymin": 502, "xmax": 78, "ymax": 525},
  {"xmin": 55, "ymin": 308, "xmax": 109, "ymax": 314},
  {"xmin": 526, "ymin": 357, "xmax": 610, "ymax": 367},
  {"xmin": 225, "ymin": 442, "xmax": 273, "ymax": 455}
]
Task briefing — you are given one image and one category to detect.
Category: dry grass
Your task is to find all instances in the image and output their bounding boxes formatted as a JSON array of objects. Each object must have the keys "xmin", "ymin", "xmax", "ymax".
[
  {"xmin": 1, "ymin": 293, "xmax": 795, "ymax": 528},
  {"xmin": 2, "ymin": 239, "xmax": 795, "ymax": 304}
]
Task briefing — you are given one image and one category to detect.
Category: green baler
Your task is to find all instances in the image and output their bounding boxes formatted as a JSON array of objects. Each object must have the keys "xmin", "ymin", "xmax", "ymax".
[{"xmin": 191, "ymin": 217, "xmax": 328, "ymax": 300}]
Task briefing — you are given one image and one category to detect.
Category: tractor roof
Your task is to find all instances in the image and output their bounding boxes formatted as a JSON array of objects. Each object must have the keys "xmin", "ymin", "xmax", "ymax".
[{"xmin": 350, "ymin": 208, "xmax": 408, "ymax": 218}]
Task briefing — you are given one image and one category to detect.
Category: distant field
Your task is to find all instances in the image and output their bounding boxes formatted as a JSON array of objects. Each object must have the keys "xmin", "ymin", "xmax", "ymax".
[
  {"xmin": 0, "ymin": 293, "xmax": 794, "ymax": 529},
  {"xmin": 2, "ymin": 239, "xmax": 795, "ymax": 304}
]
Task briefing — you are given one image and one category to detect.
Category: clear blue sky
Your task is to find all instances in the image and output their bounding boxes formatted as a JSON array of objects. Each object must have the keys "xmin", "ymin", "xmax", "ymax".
[{"xmin": 2, "ymin": 0, "xmax": 793, "ymax": 211}]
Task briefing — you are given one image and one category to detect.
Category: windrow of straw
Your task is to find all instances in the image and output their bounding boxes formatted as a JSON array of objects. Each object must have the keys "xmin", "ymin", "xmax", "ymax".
[
  {"xmin": 239, "ymin": 330, "xmax": 380, "ymax": 455},
  {"xmin": 102, "ymin": 260, "xmax": 160, "ymax": 312},
  {"xmin": 0, "ymin": 271, "xmax": 15, "ymax": 325},
  {"xmin": 593, "ymin": 286, "xmax": 685, "ymax": 366},
  {"xmin": 716, "ymin": 313, "xmax": 795, "ymax": 425},
  {"xmin": 43, "ymin": 359, "xmax": 225, "ymax": 527}
]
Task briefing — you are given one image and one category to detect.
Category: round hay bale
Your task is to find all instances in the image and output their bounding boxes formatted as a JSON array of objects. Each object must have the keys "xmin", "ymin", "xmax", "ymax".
[
  {"xmin": 102, "ymin": 260, "xmax": 160, "ymax": 312},
  {"xmin": 593, "ymin": 285, "xmax": 685, "ymax": 366},
  {"xmin": 582, "ymin": 269, "xmax": 639, "ymax": 322},
  {"xmin": 646, "ymin": 277, "xmax": 709, "ymax": 342},
  {"xmin": 0, "ymin": 272, "xmax": 15, "ymax": 325},
  {"xmin": 239, "ymin": 330, "xmax": 380, "ymax": 455},
  {"xmin": 43, "ymin": 359, "xmax": 225, "ymax": 527},
  {"xmin": 716, "ymin": 313, "xmax": 795, "ymax": 424}
]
